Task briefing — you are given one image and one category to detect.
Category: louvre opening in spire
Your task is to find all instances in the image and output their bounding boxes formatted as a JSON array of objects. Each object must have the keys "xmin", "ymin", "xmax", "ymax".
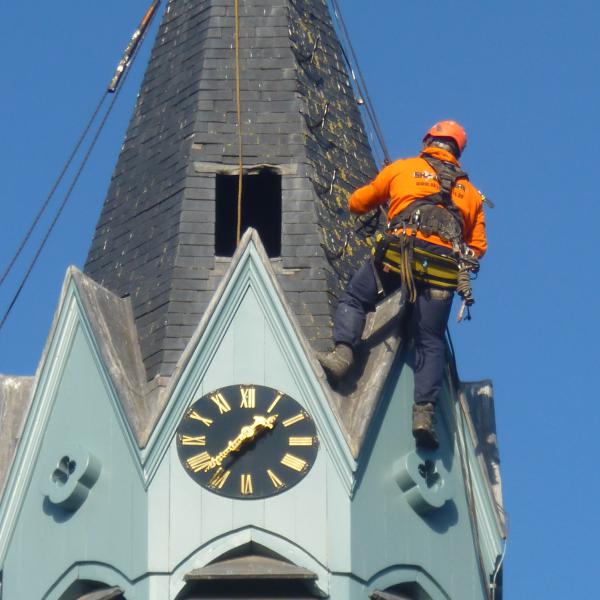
[{"xmin": 215, "ymin": 169, "xmax": 282, "ymax": 258}]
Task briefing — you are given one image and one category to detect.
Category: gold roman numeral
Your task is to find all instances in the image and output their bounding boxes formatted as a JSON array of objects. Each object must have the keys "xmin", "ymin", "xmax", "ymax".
[
  {"xmin": 289, "ymin": 436, "xmax": 313, "ymax": 446},
  {"xmin": 241, "ymin": 473, "xmax": 253, "ymax": 495},
  {"xmin": 240, "ymin": 386, "xmax": 256, "ymax": 408},
  {"xmin": 283, "ymin": 413, "xmax": 305, "ymax": 427},
  {"xmin": 187, "ymin": 452, "xmax": 212, "ymax": 473},
  {"xmin": 210, "ymin": 392, "xmax": 231, "ymax": 414},
  {"xmin": 267, "ymin": 392, "xmax": 283, "ymax": 414},
  {"xmin": 188, "ymin": 410, "xmax": 213, "ymax": 427},
  {"xmin": 267, "ymin": 469, "xmax": 284, "ymax": 489},
  {"xmin": 180, "ymin": 435, "xmax": 206, "ymax": 446},
  {"xmin": 281, "ymin": 453, "xmax": 307, "ymax": 472},
  {"xmin": 209, "ymin": 468, "xmax": 231, "ymax": 489}
]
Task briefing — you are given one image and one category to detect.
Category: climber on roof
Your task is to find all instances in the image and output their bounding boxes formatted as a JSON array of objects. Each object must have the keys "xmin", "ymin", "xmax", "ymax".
[{"xmin": 318, "ymin": 120, "xmax": 488, "ymax": 450}]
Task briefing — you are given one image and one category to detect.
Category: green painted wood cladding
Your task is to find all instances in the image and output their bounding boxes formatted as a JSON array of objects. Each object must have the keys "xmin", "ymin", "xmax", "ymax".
[{"xmin": 0, "ymin": 238, "xmax": 503, "ymax": 599}]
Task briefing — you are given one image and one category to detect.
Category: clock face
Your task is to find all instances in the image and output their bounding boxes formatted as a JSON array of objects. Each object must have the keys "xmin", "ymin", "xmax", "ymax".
[{"xmin": 176, "ymin": 385, "xmax": 319, "ymax": 499}]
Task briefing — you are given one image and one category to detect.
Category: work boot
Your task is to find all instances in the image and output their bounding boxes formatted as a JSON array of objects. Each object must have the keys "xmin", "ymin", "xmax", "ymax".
[
  {"xmin": 317, "ymin": 344, "xmax": 354, "ymax": 381},
  {"xmin": 412, "ymin": 402, "xmax": 439, "ymax": 450}
]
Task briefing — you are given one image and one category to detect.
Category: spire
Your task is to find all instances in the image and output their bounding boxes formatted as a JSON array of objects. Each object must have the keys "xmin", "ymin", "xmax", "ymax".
[{"xmin": 85, "ymin": 0, "xmax": 379, "ymax": 381}]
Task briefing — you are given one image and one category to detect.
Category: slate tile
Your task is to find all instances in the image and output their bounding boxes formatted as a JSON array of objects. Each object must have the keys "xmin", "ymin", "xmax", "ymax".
[{"xmin": 85, "ymin": 0, "xmax": 377, "ymax": 378}]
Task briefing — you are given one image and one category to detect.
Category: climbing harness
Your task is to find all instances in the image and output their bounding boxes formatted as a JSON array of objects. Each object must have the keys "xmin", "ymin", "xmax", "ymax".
[
  {"xmin": 388, "ymin": 154, "xmax": 469, "ymax": 248},
  {"xmin": 372, "ymin": 154, "xmax": 480, "ymax": 318},
  {"xmin": 373, "ymin": 232, "xmax": 460, "ymax": 302}
]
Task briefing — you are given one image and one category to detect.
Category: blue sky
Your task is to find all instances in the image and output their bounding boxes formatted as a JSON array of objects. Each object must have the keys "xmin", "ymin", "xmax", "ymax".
[{"xmin": 1, "ymin": 1, "xmax": 599, "ymax": 597}]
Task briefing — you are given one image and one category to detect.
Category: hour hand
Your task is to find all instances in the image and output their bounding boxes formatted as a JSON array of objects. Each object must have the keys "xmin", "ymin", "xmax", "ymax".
[
  {"xmin": 250, "ymin": 414, "xmax": 277, "ymax": 432},
  {"xmin": 206, "ymin": 414, "xmax": 278, "ymax": 470},
  {"xmin": 235, "ymin": 414, "xmax": 277, "ymax": 446}
]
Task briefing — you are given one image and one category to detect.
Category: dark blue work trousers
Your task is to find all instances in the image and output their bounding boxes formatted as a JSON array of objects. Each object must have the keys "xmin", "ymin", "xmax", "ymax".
[{"xmin": 332, "ymin": 260, "xmax": 453, "ymax": 405}]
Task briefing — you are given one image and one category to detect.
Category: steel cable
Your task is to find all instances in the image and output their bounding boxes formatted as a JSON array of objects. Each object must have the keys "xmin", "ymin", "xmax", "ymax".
[
  {"xmin": 446, "ymin": 331, "xmax": 503, "ymax": 600},
  {"xmin": 0, "ymin": 9, "xmax": 153, "ymax": 334},
  {"xmin": 0, "ymin": 91, "xmax": 108, "ymax": 289},
  {"xmin": 329, "ymin": 0, "xmax": 391, "ymax": 164},
  {"xmin": 0, "ymin": 89, "xmax": 126, "ymax": 333}
]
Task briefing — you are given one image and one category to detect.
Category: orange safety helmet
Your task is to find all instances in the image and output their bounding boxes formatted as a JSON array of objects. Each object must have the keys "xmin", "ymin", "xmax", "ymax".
[{"xmin": 423, "ymin": 120, "xmax": 467, "ymax": 154}]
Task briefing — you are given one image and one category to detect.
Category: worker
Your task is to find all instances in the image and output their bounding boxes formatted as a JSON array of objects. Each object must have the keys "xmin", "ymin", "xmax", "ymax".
[{"xmin": 318, "ymin": 120, "xmax": 487, "ymax": 449}]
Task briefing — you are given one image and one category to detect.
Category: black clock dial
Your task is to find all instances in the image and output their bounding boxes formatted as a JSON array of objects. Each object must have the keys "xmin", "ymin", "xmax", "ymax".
[{"xmin": 176, "ymin": 385, "xmax": 319, "ymax": 499}]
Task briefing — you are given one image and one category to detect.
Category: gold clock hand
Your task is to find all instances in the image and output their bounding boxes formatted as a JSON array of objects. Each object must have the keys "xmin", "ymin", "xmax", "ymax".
[
  {"xmin": 204, "ymin": 414, "xmax": 278, "ymax": 471},
  {"xmin": 250, "ymin": 414, "xmax": 278, "ymax": 431}
]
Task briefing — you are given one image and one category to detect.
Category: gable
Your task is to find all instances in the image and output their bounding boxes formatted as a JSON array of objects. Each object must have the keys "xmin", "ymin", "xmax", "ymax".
[
  {"xmin": 0, "ymin": 276, "xmax": 147, "ymax": 599},
  {"xmin": 140, "ymin": 233, "xmax": 356, "ymax": 591},
  {"xmin": 144, "ymin": 232, "xmax": 355, "ymax": 489}
]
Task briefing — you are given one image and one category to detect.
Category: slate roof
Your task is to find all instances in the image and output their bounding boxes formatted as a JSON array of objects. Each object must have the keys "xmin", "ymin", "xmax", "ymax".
[{"xmin": 84, "ymin": 0, "xmax": 381, "ymax": 382}]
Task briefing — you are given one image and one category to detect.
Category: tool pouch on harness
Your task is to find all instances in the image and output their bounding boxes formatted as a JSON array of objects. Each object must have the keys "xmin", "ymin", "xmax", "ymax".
[
  {"xmin": 411, "ymin": 204, "xmax": 463, "ymax": 245},
  {"xmin": 373, "ymin": 232, "xmax": 459, "ymax": 291},
  {"xmin": 390, "ymin": 154, "xmax": 469, "ymax": 245},
  {"xmin": 371, "ymin": 154, "xmax": 478, "ymax": 312}
]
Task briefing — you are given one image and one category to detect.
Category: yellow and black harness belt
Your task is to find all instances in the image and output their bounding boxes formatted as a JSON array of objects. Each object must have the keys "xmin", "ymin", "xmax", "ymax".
[{"xmin": 374, "ymin": 233, "xmax": 459, "ymax": 295}]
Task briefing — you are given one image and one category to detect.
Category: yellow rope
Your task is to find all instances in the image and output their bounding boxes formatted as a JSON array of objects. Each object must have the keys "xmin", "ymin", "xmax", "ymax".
[
  {"xmin": 234, "ymin": 0, "xmax": 244, "ymax": 244},
  {"xmin": 401, "ymin": 238, "xmax": 417, "ymax": 304}
]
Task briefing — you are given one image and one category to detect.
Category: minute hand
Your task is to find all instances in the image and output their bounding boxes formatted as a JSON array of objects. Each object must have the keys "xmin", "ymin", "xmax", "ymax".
[{"xmin": 205, "ymin": 414, "xmax": 277, "ymax": 470}]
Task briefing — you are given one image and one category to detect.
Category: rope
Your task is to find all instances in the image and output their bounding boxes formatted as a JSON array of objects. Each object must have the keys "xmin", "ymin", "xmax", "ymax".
[
  {"xmin": 456, "ymin": 263, "xmax": 476, "ymax": 322},
  {"xmin": 329, "ymin": 0, "xmax": 390, "ymax": 165},
  {"xmin": 490, "ymin": 537, "xmax": 507, "ymax": 600},
  {"xmin": 457, "ymin": 266, "xmax": 474, "ymax": 300},
  {"xmin": 0, "ymin": 89, "xmax": 124, "ymax": 333},
  {"xmin": 234, "ymin": 0, "xmax": 244, "ymax": 244},
  {"xmin": 400, "ymin": 236, "xmax": 417, "ymax": 303},
  {"xmin": 0, "ymin": 8, "xmax": 152, "ymax": 334},
  {"xmin": 454, "ymin": 392, "xmax": 494, "ymax": 600},
  {"xmin": 446, "ymin": 331, "xmax": 501, "ymax": 600},
  {"xmin": 0, "ymin": 91, "xmax": 108, "ymax": 289}
]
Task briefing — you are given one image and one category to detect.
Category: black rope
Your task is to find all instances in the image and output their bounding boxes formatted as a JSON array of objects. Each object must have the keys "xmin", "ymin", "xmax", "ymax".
[
  {"xmin": 0, "ymin": 89, "xmax": 124, "ymax": 334},
  {"xmin": 354, "ymin": 211, "xmax": 381, "ymax": 236},
  {"xmin": 337, "ymin": 42, "xmax": 386, "ymax": 161},
  {"xmin": 448, "ymin": 334, "xmax": 510, "ymax": 600},
  {"xmin": 0, "ymin": 19, "xmax": 148, "ymax": 334},
  {"xmin": 446, "ymin": 329, "xmax": 494, "ymax": 600},
  {"xmin": 0, "ymin": 91, "xmax": 108, "ymax": 289},
  {"xmin": 329, "ymin": 0, "xmax": 391, "ymax": 164},
  {"xmin": 456, "ymin": 395, "xmax": 494, "ymax": 600}
]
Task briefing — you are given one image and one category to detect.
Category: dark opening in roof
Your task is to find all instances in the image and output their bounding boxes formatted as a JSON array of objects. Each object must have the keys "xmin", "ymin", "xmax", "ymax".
[{"xmin": 215, "ymin": 169, "xmax": 282, "ymax": 258}]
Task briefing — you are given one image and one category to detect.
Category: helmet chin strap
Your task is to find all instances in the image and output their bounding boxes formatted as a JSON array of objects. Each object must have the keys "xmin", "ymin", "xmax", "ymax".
[{"xmin": 424, "ymin": 137, "xmax": 461, "ymax": 159}]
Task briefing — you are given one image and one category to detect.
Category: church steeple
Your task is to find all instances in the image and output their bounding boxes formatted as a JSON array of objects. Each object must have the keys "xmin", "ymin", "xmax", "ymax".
[
  {"xmin": 84, "ymin": 0, "xmax": 379, "ymax": 380},
  {"xmin": 0, "ymin": 4, "xmax": 506, "ymax": 599}
]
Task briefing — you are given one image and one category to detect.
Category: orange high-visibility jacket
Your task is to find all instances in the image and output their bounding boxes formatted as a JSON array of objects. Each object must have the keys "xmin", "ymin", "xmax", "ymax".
[{"xmin": 349, "ymin": 147, "xmax": 487, "ymax": 257}]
